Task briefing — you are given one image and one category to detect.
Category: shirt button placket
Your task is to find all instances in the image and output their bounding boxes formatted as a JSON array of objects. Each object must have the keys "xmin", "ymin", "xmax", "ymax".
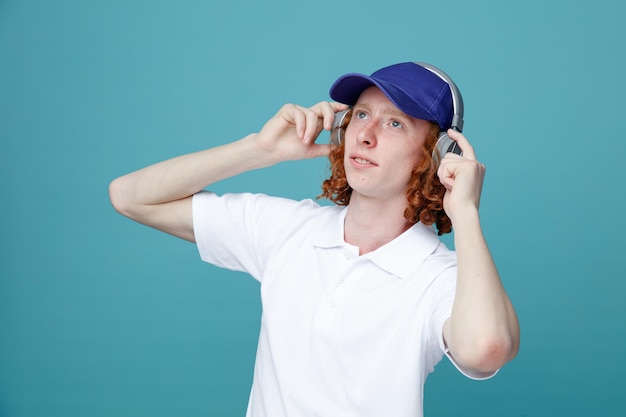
[{"xmin": 329, "ymin": 247, "xmax": 356, "ymax": 309}]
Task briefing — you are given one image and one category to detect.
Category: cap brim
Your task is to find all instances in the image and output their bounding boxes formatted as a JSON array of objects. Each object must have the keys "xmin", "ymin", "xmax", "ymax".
[{"xmin": 329, "ymin": 73, "xmax": 437, "ymax": 122}]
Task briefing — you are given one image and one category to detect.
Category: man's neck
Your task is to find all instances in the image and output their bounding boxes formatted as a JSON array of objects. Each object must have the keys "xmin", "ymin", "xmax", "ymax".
[{"xmin": 344, "ymin": 193, "xmax": 413, "ymax": 255}]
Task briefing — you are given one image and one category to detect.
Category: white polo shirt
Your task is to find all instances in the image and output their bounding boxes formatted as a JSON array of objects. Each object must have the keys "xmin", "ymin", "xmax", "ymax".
[{"xmin": 193, "ymin": 191, "xmax": 494, "ymax": 417}]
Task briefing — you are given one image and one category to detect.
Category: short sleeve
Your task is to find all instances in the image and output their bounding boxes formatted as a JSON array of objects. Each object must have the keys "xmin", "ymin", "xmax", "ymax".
[{"xmin": 192, "ymin": 191, "xmax": 324, "ymax": 282}]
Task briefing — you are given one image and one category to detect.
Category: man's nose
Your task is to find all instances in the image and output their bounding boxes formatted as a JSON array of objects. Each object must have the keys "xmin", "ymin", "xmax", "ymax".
[{"xmin": 356, "ymin": 122, "xmax": 377, "ymax": 147}]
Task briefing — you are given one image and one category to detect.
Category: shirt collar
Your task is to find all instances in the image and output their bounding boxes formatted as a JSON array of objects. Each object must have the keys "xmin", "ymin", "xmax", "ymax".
[
  {"xmin": 366, "ymin": 222, "xmax": 441, "ymax": 279},
  {"xmin": 312, "ymin": 208, "xmax": 442, "ymax": 279},
  {"xmin": 312, "ymin": 206, "xmax": 349, "ymax": 249}
]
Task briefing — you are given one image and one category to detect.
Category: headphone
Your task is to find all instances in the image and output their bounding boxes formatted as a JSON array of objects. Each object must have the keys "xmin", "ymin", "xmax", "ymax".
[{"xmin": 330, "ymin": 62, "xmax": 464, "ymax": 165}]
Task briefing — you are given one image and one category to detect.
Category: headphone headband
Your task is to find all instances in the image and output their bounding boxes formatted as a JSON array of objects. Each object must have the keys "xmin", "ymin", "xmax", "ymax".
[{"xmin": 414, "ymin": 62, "xmax": 464, "ymax": 132}]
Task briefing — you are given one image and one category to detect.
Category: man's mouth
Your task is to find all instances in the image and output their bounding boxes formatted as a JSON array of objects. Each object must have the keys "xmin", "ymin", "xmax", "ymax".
[{"xmin": 353, "ymin": 157, "xmax": 374, "ymax": 165}]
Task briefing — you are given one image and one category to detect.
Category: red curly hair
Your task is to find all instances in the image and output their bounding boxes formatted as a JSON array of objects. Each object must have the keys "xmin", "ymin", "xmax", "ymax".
[{"xmin": 319, "ymin": 121, "xmax": 452, "ymax": 235}]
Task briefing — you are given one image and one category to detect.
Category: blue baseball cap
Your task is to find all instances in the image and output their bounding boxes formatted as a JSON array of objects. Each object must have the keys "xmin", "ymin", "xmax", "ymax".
[{"xmin": 329, "ymin": 62, "xmax": 454, "ymax": 131}]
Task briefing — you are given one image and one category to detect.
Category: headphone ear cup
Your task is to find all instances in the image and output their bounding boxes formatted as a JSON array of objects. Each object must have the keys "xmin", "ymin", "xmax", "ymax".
[
  {"xmin": 334, "ymin": 126, "xmax": 345, "ymax": 145},
  {"xmin": 433, "ymin": 131, "xmax": 462, "ymax": 165},
  {"xmin": 330, "ymin": 125, "xmax": 343, "ymax": 145},
  {"xmin": 330, "ymin": 109, "xmax": 352, "ymax": 145}
]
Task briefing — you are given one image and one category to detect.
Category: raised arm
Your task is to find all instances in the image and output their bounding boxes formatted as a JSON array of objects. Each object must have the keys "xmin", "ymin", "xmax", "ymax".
[
  {"xmin": 439, "ymin": 129, "xmax": 520, "ymax": 374},
  {"xmin": 109, "ymin": 101, "xmax": 347, "ymax": 242}
]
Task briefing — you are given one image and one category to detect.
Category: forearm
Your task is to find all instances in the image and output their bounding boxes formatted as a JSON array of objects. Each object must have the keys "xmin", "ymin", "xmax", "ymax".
[
  {"xmin": 109, "ymin": 134, "xmax": 273, "ymax": 215},
  {"xmin": 446, "ymin": 208, "xmax": 520, "ymax": 372}
]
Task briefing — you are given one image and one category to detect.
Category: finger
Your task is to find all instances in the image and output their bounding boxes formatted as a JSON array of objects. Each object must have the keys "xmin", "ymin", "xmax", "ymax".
[
  {"xmin": 303, "ymin": 102, "xmax": 345, "ymax": 143},
  {"xmin": 320, "ymin": 102, "xmax": 338, "ymax": 131},
  {"xmin": 309, "ymin": 143, "xmax": 332, "ymax": 158},
  {"xmin": 447, "ymin": 129, "xmax": 476, "ymax": 160},
  {"xmin": 437, "ymin": 154, "xmax": 467, "ymax": 188},
  {"xmin": 311, "ymin": 101, "xmax": 348, "ymax": 131},
  {"xmin": 302, "ymin": 107, "xmax": 324, "ymax": 144},
  {"xmin": 330, "ymin": 101, "xmax": 349, "ymax": 111},
  {"xmin": 290, "ymin": 105, "xmax": 307, "ymax": 140},
  {"xmin": 437, "ymin": 161, "xmax": 455, "ymax": 191}
]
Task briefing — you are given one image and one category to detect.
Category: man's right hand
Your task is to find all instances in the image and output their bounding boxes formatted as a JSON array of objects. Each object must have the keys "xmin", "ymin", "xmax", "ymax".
[{"xmin": 252, "ymin": 101, "xmax": 349, "ymax": 163}]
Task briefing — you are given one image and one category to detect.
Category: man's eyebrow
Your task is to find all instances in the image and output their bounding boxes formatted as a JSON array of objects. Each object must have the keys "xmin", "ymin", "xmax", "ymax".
[{"xmin": 354, "ymin": 102, "xmax": 411, "ymax": 119}]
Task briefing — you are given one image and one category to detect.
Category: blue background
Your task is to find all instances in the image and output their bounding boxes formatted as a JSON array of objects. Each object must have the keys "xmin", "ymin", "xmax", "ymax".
[{"xmin": 1, "ymin": 0, "xmax": 625, "ymax": 416}]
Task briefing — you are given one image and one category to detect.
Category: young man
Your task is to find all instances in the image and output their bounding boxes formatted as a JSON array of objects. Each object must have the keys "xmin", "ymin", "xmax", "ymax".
[{"xmin": 109, "ymin": 62, "xmax": 520, "ymax": 417}]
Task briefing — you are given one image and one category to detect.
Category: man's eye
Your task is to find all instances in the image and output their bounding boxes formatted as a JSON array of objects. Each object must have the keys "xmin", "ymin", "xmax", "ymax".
[
  {"xmin": 356, "ymin": 111, "xmax": 367, "ymax": 119},
  {"xmin": 391, "ymin": 120, "xmax": 403, "ymax": 128}
]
